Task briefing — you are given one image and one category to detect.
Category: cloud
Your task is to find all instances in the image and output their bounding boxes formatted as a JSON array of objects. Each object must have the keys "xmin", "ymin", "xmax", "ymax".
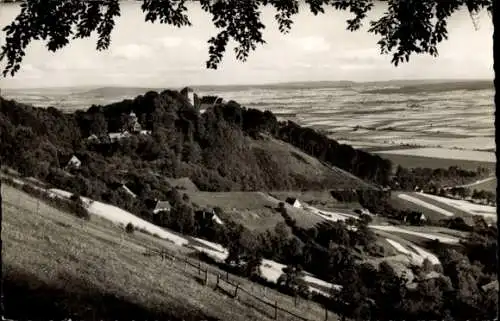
[
  {"xmin": 288, "ymin": 36, "xmax": 331, "ymax": 52},
  {"xmin": 111, "ymin": 43, "xmax": 153, "ymax": 60},
  {"xmin": 158, "ymin": 36, "xmax": 183, "ymax": 48}
]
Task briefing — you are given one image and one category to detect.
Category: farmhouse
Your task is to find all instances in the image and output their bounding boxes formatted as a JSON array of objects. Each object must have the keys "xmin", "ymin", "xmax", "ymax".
[
  {"xmin": 109, "ymin": 131, "xmax": 131, "ymax": 142},
  {"xmin": 285, "ymin": 197, "xmax": 302, "ymax": 208},
  {"xmin": 402, "ymin": 212, "xmax": 427, "ymax": 225},
  {"xmin": 195, "ymin": 208, "xmax": 224, "ymax": 225},
  {"xmin": 153, "ymin": 200, "xmax": 172, "ymax": 214},
  {"xmin": 86, "ymin": 134, "xmax": 100, "ymax": 143},
  {"xmin": 65, "ymin": 155, "xmax": 81, "ymax": 170}
]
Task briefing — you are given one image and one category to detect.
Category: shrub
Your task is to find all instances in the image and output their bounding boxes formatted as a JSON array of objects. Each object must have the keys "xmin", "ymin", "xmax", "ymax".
[
  {"xmin": 73, "ymin": 202, "xmax": 90, "ymax": 220},
  {"xmin": 125, "ymin": 222, "xmax": 135, "ymax": 234}
]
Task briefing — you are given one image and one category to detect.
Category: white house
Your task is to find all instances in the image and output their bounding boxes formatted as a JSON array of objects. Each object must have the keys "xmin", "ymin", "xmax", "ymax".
[
  {"xmin": 109, "ymin": 131, "xmax": 131, "ymax": 142},
  {"xmin": 65, "ymin": 155, "xmax": 81, "ymax": 169},
  {"xmin": 153, "ymin": 201, "xmax": 172, "ymax": 214},
  {"xmin": 285, "ymin": 197, "xmax": 302, "ymax": 209}
]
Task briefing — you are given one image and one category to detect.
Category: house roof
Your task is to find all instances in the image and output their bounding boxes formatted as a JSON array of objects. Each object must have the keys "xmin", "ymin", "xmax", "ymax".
[
  {"xmin": 109, "ymin": 131, "xmax": 130, "ymax": 140},
  {"xmin": 65, "ymin": 155, "xmax": 81, "ymax": 167},
  {"xmin": 154, "ymin": 201, "xmax": 172, "ymax": 212}
]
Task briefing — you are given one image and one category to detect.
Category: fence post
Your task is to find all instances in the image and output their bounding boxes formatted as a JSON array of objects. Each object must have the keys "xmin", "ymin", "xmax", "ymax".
[
  {"xmin": 198, "ymin": 261, "xmax": 201, "ymax": 275},
  {"xmin": 184, "ymin": 259, "xmax": 188, "ymax": 270},
  {"xmin": 216, "ymin": 274, "xmax": 220, "ymax": 289},
  {"xmin": 274, "ymin": 301, "xmax": 278, "ymax": 320},
  {"xmin": 324, "ymin": 305, "xmax": 328, "ymax": 321},
  {"xmin": 226, "ymin": 270, "xmax": 229, "ymax": 281},
  {"xmin": 234, "ymin": 284, "xmax": 239, "ymax": 299},
  {"xmin": 204, "ymin": 268, "xmax": 208, "ymax": 285}
]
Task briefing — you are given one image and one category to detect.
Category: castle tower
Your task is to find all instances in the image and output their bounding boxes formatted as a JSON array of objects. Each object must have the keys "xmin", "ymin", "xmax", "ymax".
[{"xmin": 180, "ymin": 87, "xmax": 195, "ymax": 107}]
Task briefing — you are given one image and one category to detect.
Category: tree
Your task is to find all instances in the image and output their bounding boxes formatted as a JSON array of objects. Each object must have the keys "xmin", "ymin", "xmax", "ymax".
[
  {"xmin": 277, "ymin": 265, "xmax": 309, "ymax": 297},
  {"xmin": 0, "ymin": 0, "xmax": 493, "ymax": 77},
  {"xmin": 89, "ymin": 112, "xmax": 108, "ymax": 137},
  {"xmin": 125, "ymin": 222, "xmax": 135, "ymax": 234}
]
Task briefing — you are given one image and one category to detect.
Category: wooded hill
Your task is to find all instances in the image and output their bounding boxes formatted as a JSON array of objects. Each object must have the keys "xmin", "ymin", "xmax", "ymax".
[{"xmin": 0, "ymin": 89, "xmax": 389, "ymax": 195}]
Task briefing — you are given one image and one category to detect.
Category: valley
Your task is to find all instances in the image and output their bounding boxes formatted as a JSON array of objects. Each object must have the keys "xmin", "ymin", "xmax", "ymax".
[{"xmin": 0, "ymin": 84, "xmax": 496, "ymax": 321}]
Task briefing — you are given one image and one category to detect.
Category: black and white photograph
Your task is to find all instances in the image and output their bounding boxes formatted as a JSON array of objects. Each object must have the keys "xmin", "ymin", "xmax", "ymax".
[{"xmin": 0, "ymin": 1, "xmax": 497, "ymax": 320}]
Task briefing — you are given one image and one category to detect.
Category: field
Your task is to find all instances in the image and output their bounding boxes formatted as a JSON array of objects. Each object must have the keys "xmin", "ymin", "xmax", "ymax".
[
  {"xmin": 2, "ymin": 184, "xmax": 337, "ymax": 321},
  {"xmin": 457, "ymin": 176, "xmax": 497, "ymax": 193},
  {"xmin": 370, "ymin": 225, "xmax": 460, "ymax": 245},
  {"xmin": 388, "ymin": 191, "xmax": 497, "ymax": 224},
  {"xmin": 416, "ymin": 192, "xmax": 496, "ymax": 219},
  {"xmin": 376, "ymin": 147, "xmax": 494, "ymax": 163},
  {"xmin": 374, "ymin": 152, "xmax": 495, "ymax": 171},
  {"xmin": 186, "ymin": 191, "xmax": 325, "ymax": 231}
]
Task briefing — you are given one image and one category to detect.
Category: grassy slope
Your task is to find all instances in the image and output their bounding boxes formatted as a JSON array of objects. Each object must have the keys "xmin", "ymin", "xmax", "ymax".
[
  {"xmin": 251, "ymin": 136, "xmax": 377, "ymax": 190},
  {"xmin": 165, "ymin": 177, "xmax": 200, "ymax": 192},
  {"xmin": 2, "ymin": 184, "xmax": 334, "ymax": 321}
]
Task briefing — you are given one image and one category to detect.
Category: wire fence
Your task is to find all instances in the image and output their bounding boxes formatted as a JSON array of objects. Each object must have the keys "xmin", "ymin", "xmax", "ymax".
[{"xmin": 144, "ymin": 247, "xmax": 334, "ymax": 321}]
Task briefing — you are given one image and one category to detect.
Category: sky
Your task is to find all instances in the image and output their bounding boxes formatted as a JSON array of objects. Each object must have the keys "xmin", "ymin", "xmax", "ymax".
[{"xmin": 0, "ymin": 1, "xmax": 494, "ymax": 88}]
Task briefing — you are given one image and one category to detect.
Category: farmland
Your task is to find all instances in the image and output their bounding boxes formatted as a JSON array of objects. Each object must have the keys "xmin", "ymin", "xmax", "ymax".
[{"xmin": 374, "ymin": 151, "xmax": 495, "ymax": 171}]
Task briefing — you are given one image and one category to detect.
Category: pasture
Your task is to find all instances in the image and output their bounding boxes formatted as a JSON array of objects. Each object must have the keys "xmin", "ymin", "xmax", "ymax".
[{"xmin": 2, "ymin": 184, "xmax": 337, "ymax": 321}]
